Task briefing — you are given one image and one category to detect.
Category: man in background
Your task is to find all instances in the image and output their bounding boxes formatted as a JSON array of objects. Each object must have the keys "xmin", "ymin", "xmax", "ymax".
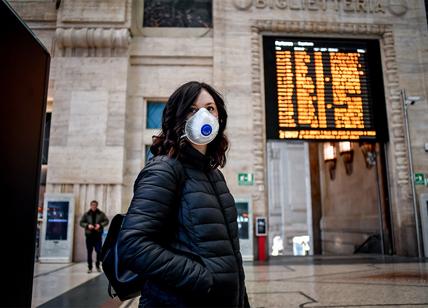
[{"xmin": 79, "ymin": 200, "xmax": 109, "ymax": 273}]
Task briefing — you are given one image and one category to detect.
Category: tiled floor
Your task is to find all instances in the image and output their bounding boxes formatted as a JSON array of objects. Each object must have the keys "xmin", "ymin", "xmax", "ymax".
[
  {"xmin": 32, "ymin": 257, "xmax": 428, "ymax": 308},
  {"xmin": 245, "ymin": 262, "xmax": 428, "ymax": 307}
]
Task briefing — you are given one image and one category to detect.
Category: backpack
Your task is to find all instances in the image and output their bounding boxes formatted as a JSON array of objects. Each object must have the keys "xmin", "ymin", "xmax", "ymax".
[{"xmin": 100, "ymin": 213, "xmax": 143, "ymax": 301}]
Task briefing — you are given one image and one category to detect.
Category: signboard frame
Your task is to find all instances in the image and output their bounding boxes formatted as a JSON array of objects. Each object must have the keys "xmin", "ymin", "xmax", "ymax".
[{"xmin": 263, "ymin": 36, "xmax": 389, "ymax": 142}]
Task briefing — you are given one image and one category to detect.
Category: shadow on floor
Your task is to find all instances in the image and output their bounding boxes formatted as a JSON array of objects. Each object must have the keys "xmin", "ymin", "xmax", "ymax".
[{"xmin": 38, "ymin": 274, "xmax": 121, "ymax": 308}]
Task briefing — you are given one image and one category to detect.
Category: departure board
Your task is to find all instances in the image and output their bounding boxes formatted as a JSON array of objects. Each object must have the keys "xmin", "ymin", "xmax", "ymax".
[{"xmin": 263, "ymin": 37, "xmax": 388, "ymax": 141}]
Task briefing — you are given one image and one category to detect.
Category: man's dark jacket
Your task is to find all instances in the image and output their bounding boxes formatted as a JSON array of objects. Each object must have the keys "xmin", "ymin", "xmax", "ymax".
[
  {"xmin": 79, "ymin": 209, "xmax": 109, "ymax": 236},
  {"xmin": 118, "ymin": 145, "xmax": 249, "ymax": 307}
]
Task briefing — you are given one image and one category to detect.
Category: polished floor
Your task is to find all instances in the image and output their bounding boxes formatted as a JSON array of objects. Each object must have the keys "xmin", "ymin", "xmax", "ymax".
[
  {"xmin": 32, "ymin": 262, "xmax": 105, "ymax": 308},
  {"xmin": 32, "ymin": 256, "xmax": 428, "ymax": 308}
]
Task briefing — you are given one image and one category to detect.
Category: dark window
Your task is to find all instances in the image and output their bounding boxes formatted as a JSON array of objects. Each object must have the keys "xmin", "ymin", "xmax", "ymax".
[
  {"xmin": 146, "ymin": 101, "xmax": 166, "ymax": 129},
  {"xmin": 42, "ymin": 112, "xmax": 51, "ymax": 165},
  {"xmin": 143, "ymin": 0, "xmax": 212, "ymax": 28}
]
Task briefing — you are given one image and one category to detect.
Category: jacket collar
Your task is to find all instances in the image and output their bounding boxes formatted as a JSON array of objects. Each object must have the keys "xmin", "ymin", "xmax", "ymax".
[
  {"xmin": 179, "ymin": 143, "xmax": 212, "ymax": 172},
  {"xmin": 88, "ymin": 209, "xmax": 100, "ymax": 215}
]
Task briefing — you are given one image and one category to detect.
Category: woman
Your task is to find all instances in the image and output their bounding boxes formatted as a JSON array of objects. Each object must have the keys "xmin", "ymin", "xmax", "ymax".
[{"xmin": 118, "ymin": 81, "xmax": 249, "ymax": 307}]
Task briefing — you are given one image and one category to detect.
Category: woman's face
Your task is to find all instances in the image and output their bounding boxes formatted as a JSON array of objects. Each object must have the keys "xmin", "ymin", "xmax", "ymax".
[{"xmin": 188, "ymin": 89, "xmax": 219, "ymax": 118}]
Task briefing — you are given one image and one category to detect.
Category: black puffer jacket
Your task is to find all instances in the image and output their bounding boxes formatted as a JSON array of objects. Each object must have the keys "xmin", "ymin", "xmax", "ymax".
[{"xmin": 118, "ymin": 145, "xmax": 248, "ymax": 307}]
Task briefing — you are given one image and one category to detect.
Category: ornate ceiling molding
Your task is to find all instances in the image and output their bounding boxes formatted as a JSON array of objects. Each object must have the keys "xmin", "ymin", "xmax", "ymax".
[
  {"xmin": 55, "ymin": 28, "xmax": 131, "ymax": 56},
  {"xmin": 250, "ymin": 20, "xmax": 410, "ymax": 212}
]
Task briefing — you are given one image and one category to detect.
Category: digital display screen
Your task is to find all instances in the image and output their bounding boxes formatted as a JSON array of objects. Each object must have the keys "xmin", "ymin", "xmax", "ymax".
[
  {"xmin": 263, "ymin": 37, "xmax": 388, "ymax": 141},
  {"xmin": 46, "ymin": 201, "xmax": 69, "ymax": 241},
  {"xmin": 236, "ymin": 202, "xmax": 249, "ymax": 240},
  {"xmin": 256, "ymin": 217, "xmax": 267, "ymax": 236}
]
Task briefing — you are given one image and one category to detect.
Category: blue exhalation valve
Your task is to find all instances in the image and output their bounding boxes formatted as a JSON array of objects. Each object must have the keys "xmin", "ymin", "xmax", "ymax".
[{"xmin": 201, "ymin": 124, "xmax": 212, "ymax": 136}]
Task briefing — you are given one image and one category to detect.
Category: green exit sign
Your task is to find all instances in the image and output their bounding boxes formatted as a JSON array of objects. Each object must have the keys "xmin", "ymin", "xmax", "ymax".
[
  {"xmin": 238, "ymin": 173, "xmax": 254, "ymax": 186},
  {"xmin": 415, "ymin": 173, "xmax": 425, "ymax": 185}
]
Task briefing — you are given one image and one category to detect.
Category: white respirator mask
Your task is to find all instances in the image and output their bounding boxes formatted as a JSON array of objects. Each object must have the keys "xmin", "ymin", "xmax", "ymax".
[{"xmin": 183, "ymin": 107, "xmax": 219, "ymax": 145}]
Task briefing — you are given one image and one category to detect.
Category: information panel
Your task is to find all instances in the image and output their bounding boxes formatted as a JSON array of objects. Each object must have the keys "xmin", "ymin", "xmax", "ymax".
[
  {"xmin": 235, "ymin": 198, "xmax": 254, "ymax": 261},
  {"xmin": 39, "ymin": 193, "xmax": 75, "ymax": 263},
  {"xmin": 236, "ymin": 202, "xmax": 250, "ymax": 239},
  {"xmin": 45, "ymin": 201, "xmax": 69, "ymax": 241},
  {"xmin": 263, "ymin": 37, "xmax": 388, "ymax": 141}
]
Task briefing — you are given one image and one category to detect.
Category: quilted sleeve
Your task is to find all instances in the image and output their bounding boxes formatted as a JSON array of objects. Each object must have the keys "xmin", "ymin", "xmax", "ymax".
[
  {"xmin": 79, "ymin": 213, "xmax": 88, "ymax": 229},
  {"xmin": 117, "ymin": 158, "xmax": 213, "ymax": 293}
]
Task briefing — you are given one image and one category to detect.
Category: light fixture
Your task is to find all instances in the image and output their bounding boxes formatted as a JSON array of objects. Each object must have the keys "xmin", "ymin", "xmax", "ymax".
[
  {"xmin": 323, "ymin": 142, "xmax": 337, "ymax": 180},
  {"xmin": 404, "ymin": 94, "xmax": 423, "ymax": 107},
  {"xmin": 360, "ymin": 142, "xmax": 376, "ymax": 169},
  {"xmin": 339, "ymin": 141, "xmax": 353, "ymax": 175}
]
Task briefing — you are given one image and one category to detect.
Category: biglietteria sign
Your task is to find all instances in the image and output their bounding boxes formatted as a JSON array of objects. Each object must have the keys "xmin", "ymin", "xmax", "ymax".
[
  {"xmin": 233, "ymin": 0, "xmax": 408, "ymax": 16},
  {"xmin": 263, "ymin": 37, "xmax": 389, "ymax": 141}
]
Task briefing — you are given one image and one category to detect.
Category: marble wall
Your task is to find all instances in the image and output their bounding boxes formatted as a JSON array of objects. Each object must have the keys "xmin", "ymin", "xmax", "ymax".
[{"xmin": 8, "ymin": 0, "xmax": 428, "ymax": 259}]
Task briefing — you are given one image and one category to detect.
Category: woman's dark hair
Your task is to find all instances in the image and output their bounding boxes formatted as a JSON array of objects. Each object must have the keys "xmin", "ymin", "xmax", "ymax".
[{"xmin": 150, "ymin": 81, "xmax": 229, "ymax": 168}]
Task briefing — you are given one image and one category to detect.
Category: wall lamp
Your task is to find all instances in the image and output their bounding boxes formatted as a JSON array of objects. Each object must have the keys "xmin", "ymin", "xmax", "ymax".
[
  {"xmin": 360, "ymin": 142, "xmax": 377, "ymax": 169},
  {"xmin": 323, "ymin": 142, "xmax": 337, "ymax": 180},
  {"xmin": 339, "ymin": 141, "xmax": 354, "ymax": 175}
]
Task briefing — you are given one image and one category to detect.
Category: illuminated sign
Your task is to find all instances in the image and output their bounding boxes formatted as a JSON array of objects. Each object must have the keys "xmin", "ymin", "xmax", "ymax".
[
  {"xmin": 263, "ymin": 37, "xmax": 388, "ymax": 141},
  {"xmin": 46, "ymin": 201, "xmax": 69, "ymax": 240}
]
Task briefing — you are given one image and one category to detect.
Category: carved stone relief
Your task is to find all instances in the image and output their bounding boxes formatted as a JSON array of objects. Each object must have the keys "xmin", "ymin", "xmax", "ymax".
[{"xmin": 55, "ymin": 28, "xmax": 131, "ymax": 57}]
